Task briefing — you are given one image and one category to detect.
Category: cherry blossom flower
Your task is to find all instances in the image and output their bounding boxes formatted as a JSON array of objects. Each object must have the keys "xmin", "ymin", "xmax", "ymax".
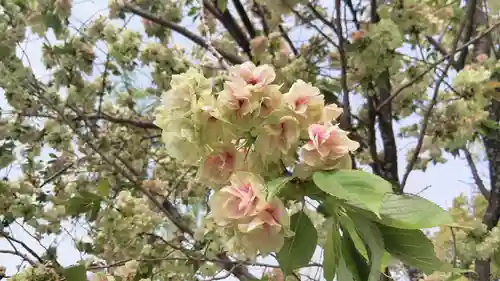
[
  {"xmin": 209, "ymin": 172, "xmax": 266, "ymax": 225},
  {"xmin": 230, "ymin": 61, "xmax": 276, "ymax": 90},
  {"xmin": 238, "ymin": 197, "xmax": 289, "ymax": 254},
  {"xmin": 283, "ymin": 80, "xmax": 325, "ymax": 125},
  {"xmin": 300, "ymin": 123, "xmax": 359, "ymax": 169},
  {"xmin": 256, "ymin": 116, "xmax": 300, "ymax": 160},
  {"xmin": 199, "ymin": 145, "xmax": 239, "ymax": 185}
]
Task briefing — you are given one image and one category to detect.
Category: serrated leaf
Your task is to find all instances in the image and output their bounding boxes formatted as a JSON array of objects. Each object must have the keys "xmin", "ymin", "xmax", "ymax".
[
  {"xmin": 353, "ymin": 216, "xmax": 385, "ymax": 281},
  {"xmin": 378, "ymin": 225, "xmax": 447, "ymax": 274},
  {"xmin": 277, "ymin": 211, "xmax": 318, "ymax": 275},
  {"xmin": 63, "ymin": 265, "xmax": 87, "ymax": 281},
  {"xmin": 313, "ymin": 170, "xmax": 392, "ymax": 216},
  {"xmin": 379, "ymin": 194, "xmax": 453, "ymax": 229},
  {"xmin": 266, "ymin": 177, "xmax": 293, "ymax": 200},
  {"xmin": 323, "ymin": 217, "xmax": 342, "ymax": 281}
]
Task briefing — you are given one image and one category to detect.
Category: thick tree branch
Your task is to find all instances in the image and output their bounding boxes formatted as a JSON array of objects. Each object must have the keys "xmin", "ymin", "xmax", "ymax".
[
  {"xmin": 370, "ymin": 0, "xmax": 399, "ymax": 190},
  {"xmin": 462, "ymin": 147, "xmax": 489, "ymax": 199},
  {"xmin": 278, "ymin": 24, "xmax": 298, "ymax": 56},
  {"xmin": 456, "ymin": 0, "xmax": 478, "ymax": 68},
  {"xmin": 123, "ymin": 3, "xmax": 243, "ymax": 64},
  {"xmin": 203, "ymin": 0, "xmax": 252, "ymax": 58},
  {"xmin": 232, "ymin": 0, "xmax": 257, "ymax": 38}
]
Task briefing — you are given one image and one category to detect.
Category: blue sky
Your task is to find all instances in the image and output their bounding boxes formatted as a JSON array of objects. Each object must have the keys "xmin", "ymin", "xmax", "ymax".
[{"xmin": 0, "ymin": 0, "xmax": 488, "ymax": 280}]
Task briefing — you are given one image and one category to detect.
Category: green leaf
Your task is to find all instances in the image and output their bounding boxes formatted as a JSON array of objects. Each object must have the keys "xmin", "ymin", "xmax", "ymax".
[
  {"xmin": 378, "ymin": 225, "xmax": 446, "ymax": 274},
  {"xmin": 313, "ymin": 170, "xmax": 392, "ymax": 216},
  {"xmin": 217, "ymin": 0, "xmax": 227, "ymax": 12},
  {"xmin": 341, "ymin": 231, "xmax": 370, "ymax": 281},
  {"xmin": 63, "ymin": 265, "xmax": 87, "ymax": 281},
  {"xmin": 266, "ymin": 177, "xmax": 293, "ymax": 200},
  {"xmin": 337, "ymin": 256, "xmax": 355, "ymax": 281},
  {"xmin": 353, "ymin": 215, "xmax": 385, "ymax": 281},
  {"xmin": 323, "ymin": 217, "xmax": 342, "ymax": 281},
  {"xmin": 339, "ymin": 214, "xmax": 368, "ymax": 259},
  {"xmin": 379, "ymin": 194, "xmax": 453, "ymax": 229},
  {"xmin": 277, "ymin": 211, "xmax": 318, "ymax": 275},
  {"xmin": 97, "ymin": 178, "xmax": 110, "ymax": 197}
]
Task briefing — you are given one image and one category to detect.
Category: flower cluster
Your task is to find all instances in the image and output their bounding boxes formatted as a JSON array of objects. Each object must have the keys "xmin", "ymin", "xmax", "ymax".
[{"xmin": 154, "ymin": 62, "xmax": 359, "ymax": 255}]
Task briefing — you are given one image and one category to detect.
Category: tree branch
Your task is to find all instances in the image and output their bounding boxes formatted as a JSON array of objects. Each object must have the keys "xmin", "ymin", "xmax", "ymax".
[
  {"xmin": 376, "ymin": 19, "xmax": 500, "ymax": 111},
  {"xmin": 123, "ymin": 3, "xmax": 243, "ymax": 64},
  {"xmin": 401, "ymin": 0, "xmax": 473, "ymax": 190},
  {"xmin": 203, "ymin": 0, "xmax": 252, "ymax": 58},
  {"xmin": 462, "ymin": 147, "xmax": 489, "ymax": 199},
  {"xmin": 232, "ymin": 0, "xmax": 257, "ymax": 38}
]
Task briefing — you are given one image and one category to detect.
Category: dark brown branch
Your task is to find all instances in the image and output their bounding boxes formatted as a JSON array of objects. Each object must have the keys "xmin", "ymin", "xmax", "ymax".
[
  {"xmin": 0, "ymin": 250, "xmax": 36, "ymax": 266},
  {"xmin": 123, "ymin": 3, "xmax": 243, "ymax": 64},
  {"xmin": 253, "ymin": 2, "xmax": 269, "ymax": 35},
  {"xmin": 335, "ymin": 0, "xmax": 351, "ymax": 131},
  {"xmin": 203, "ymin": 0, "xmax": 252, "ymax": 58},
  {"xmin": 84, "ymin": 114, "xmax": 159, "ymax": 129},
  {"xmin": 425, "ymin": 36, "xmax": 460, "ymax": 70},
  {"xmin": 0, "ymin": 233, "xmax": 44, "ymax": 264},
  {"xmin": 307, "ymin": 3, "xmax": 338, "ymax": 33},
  {"xmin": 343, "ymin": 0, "xmax": 360, "ymax": 29},
  {"xmin": 462, "ymin": 147, "xmax": 490, "ymax": 199},
  {"xmin": 278, "ymin": 24, "xmax": 298, "ymax": 56},
  {"xmin": 370, "ymin": 0, "xmax": 399, "ymax": 191},
  {"xmin": 367, "ymin": 95, "xmax": 381, "ymax": 175},
  {"xmin": 456, "ymin": 0, "xmax": 478, "ymax": 68},
  {"xmin": 232, "ymin": 0, "xmax": 257, "ymax": 38}
]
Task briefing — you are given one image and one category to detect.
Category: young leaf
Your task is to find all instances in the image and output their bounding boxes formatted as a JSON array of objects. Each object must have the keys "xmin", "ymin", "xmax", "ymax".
[
  {"xmin": 313, "ymin": 170, "xmax": 392, "ymax": 216},
  {"xmin": 378, "ymin": 225, "xmax": 445, "ymax": 274},
  {"xmin": 323, "ymin": 217, "xmax": 342, "ymax": 281},
  {"xmin": 379, "ymin": 194, "xmax": 453, "ymax": 229},
  {"xmin": 353, "ymin": 216, "xmax": 385, "ymax": 281},
  {"xmin": 217, "ymin": 0, "xmax": 227, "ymax": 12},
  {"xmin": 63, "ymin": 265, "xmax": 87, "ymax": 281},
  {"xmin": 97, "ymin": 178, "xmax": 110, "ymax": 197},
  {"xmin": 266, "ymin": 176, "xmax": 293, "ymax": 200},
  {"xmin": 277, "ymin": 211, "xmax": 318, "ymax": 275}
]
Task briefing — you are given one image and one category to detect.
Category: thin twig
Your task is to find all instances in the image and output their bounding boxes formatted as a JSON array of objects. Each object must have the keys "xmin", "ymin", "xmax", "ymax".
[
  {"xmin": 401, "ymin": 1, "xmax": 476, "ymax": 189},
  {"xmin": 376, "ymin": 19, "xmax": 500, "ymax": 112},
  {"xmin": 462, "ymin": 147, "xmax": 490, "ymax": 199},
  {"xmin": 123, "ymin": 3, "xmax": 243, "ymax": 64}
]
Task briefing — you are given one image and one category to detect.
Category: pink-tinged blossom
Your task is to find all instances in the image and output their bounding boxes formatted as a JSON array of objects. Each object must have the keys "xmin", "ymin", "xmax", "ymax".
[
  {"xmin": 230, "ymin": 61, "xmax": 276, "ymax": 90},
  {"xmin": 321, "ymin": 103, "xmax": 343, "ymax": 124},
  {"xmin": 301, "ymin": 124, "xmax": 359, "ymax": 169},
  {"xmin": 256, "ymin": 116, "xmax": 300, "ymax": 158},
  {"xmin": 218, "ymin": 80, "xmax": 258, "ymax": 118},
  {"xmin": 199, "ymin": 145, "xmax": 239, "ymax": 185},
  {"xmin": 238, "ymin": 197, "xmax": 289, "ymax": 254},
  {"xmin": 258, "ymin": 84, "xmax": 283, "ymax": 118},
  {"xmin": 209, "ymin": 172, "xmax": 266, "ymax": 225},
  {"xmin": 283, "ymin": 80, "xmax": 325, "ymax": 125}
]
